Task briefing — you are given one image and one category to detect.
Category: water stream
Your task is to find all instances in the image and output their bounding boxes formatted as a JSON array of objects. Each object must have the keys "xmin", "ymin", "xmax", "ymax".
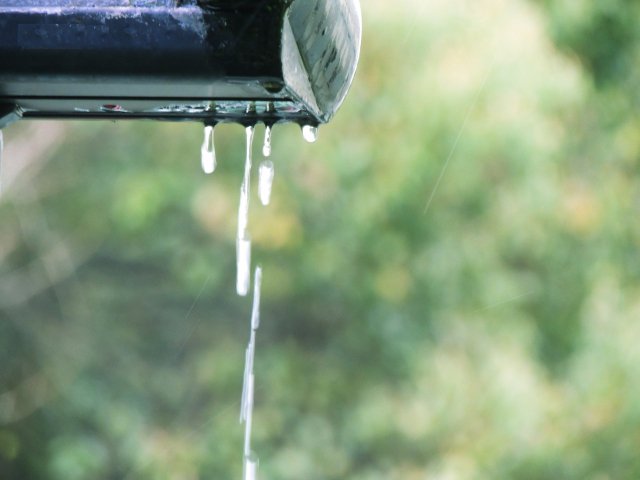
[
  {"xmin": 236, "ymin": 126, "xmax": 255, "ymax": 296},
  {"xmin": 241, "ymin": 266, "xmax": 262, "ymax": 480},
  {"xmin": 204, "ymin": 123, "xmax": 320, "ymax": 478},
  {"xmin": 0, "ymin": 119, "xmax": 320, "ymax": 479}
]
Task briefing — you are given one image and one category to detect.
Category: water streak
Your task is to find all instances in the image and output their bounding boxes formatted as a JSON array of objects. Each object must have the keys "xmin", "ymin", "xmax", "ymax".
[
  {"xmin": 240, "ymin": 266, "xmax": 263, "ymax": 479},
  {"xmin": 240, "ymin": 345, "xmax": 252, "ymax": 422},
  {"xmin": 251, "ymin": 266, "xmax": 262, "ymax": 330},
  {"xmin": 200, "ymin": 125, "xmax": 216, "ymax": 174},
  {"xmin": 236, "ymin": 237, "xmax": 251, "ymax": 297},
  {"xmin": 258, "ymin": 161, "xmax": 275, "ymax": 206},
  {"xmin": 262, "ymin": 125, "xmax": 272, "ymax": 158},
  {"xmin": 243, "ymin": 372, "xmax": 255, "ymax": 454},
  {"xmin": 302, "ymin": 125, "xmax": 318, "ymax": 143},
  {"xmin": 236, "ymin": 126, "xmax": 255, "ymax": 296}
]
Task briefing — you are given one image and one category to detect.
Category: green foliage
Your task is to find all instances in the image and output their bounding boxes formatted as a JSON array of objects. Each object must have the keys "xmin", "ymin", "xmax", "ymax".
[{"xmin": 2, "ymin": 0, "xmax": 640, "ymax": 478}]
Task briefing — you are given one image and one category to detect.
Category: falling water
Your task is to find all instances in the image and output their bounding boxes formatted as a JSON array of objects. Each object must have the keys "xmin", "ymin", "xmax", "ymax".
[
  {"xmin": 258, "ymin": 161, "xmax": 275, "ymax": 206},
  {"xmin": 262, "ymin": 125, "xmax": 272, "ymax": 158},
  {"xmin": 250, "ymin": 267, "xmax": 262, "ymax": 330},
  {"xmin": 302, "ymin": 124, "xmax": 318, "ymax": 143},
  {"xmin": 236, "ymin": 237, "xmax": 251, "ymax": 297},
  {"xmin": 201, "ymin": 125, "xmax": 217, "ymax": 174},
  {"xmin": 244, "ymin": 454, "xmax": 259, "ymax": 480},
  {"xmin": 240, "ymin": 266, "xmax": 263, "ymax": 480},
  {"xmin": 236, "ymin": 126, "xmax": 255, "ymax": 296},
  {"xmin": 197, "ymin": 119, "xmax": 311, "ymax": 478}
]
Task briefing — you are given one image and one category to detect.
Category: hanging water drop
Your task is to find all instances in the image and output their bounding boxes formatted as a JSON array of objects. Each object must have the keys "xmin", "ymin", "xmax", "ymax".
[
  {"xmin": 302, "ymin": 124, "xmax": 318, "ymax": 143},
  {"xmin": 258, "ymin": 161, "xmax": 274, "ymax": 206},
  {"xmin": 200, "ymin": 124, "xmax": 216, "ymax": 174},
  {"xmin": 236, "ymin": 126, "xmax": 255, "ymax": 296},
  {"xmin": 262, "ymin": 125, "xmax": 272, "ymax": 157}
]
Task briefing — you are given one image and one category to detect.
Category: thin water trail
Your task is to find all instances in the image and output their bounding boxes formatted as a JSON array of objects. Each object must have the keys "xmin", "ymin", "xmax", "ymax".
[
  {"xmin": 236, "ymin": 126, "xmax": 255, "ymax": 296},
  {"xmin": 476, "ymin": 290, "xmax": 537, "ymax": 313},
  {"xmin": 241, "ymin": 266, "xmax": 263, "ymax": 480},
  {"xmin": 423, "ymin": 59, "xmax": 495, "ymax": 215},
  {"xmin": 258, "ymin": 160, "xmax": 274, "ymax": 206},
  {"xmin": 201, "ymin": 125, "xmax": 216, "ymax": 174},
  {"xmin": 173, "ymin": 275, "xmax": 212, "ymax": 361}
]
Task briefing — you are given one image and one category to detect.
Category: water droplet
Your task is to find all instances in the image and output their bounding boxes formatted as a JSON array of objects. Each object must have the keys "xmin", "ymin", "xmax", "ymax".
[
  {"xmin": 262, "ymin": 125, "xmax": 272, "ymax": 157},
  {"xmin": 236, "ymin": 236, "xmax": 251, "ymax": 296},
  {"xmin": 258, "ymin": 161, "xmax": 274, "ymax": 206},
  {"xmin": 244, "ymin": 454, "xmax": 259, "ymax": 480},
  {"xmin": 302, "ymin": 124, "xmax": 318, "ymax": 143},
  {"xmin": 200, "ymin": 125, "xmax": 216, "ymax": 174}
]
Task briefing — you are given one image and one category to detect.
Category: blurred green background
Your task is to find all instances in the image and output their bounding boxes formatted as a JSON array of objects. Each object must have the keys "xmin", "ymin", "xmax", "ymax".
[{"xmin": 3, "ymin": 0, "xmax": 640, "ymax": 478}]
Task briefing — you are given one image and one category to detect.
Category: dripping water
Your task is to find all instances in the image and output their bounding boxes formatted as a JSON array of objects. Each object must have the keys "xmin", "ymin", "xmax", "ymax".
[
  {"xmin": 258, "ymin": 161, "xmax": 275, "ymax": 206},
  {"xmin": 244, "ymin": 454, "xmax": 259, "ymax": 480},
  {"xmin": 262, "ymin": 125, "xmax": 272, "ymax": 158},
  {"xmin": 250, "ymin": 266, "xmax": 262, "ymax": 330},
  {"xmin": 236, "ymin": 237, "xmax": 251, "ymax": 298},
  {"xmin": 200, "ymin": 125, "xmax": 217, "ymax": 174},
  {"xmin": 195, "ymin": 117, "xmax": 316, "ymax": 477},
  {"xmin": 302, "ymin": 124, "xmax": 318, "ymax": 143},
  {"xmin": 241, "ymin": 266, "xmax": 263, "ymax": 480},
  {"xmin": 236, "ymin": 126, "xmax": 255, "ymax": 296},
  {"xmin": 238, "ymin": 126, "xmax": 254, "ymax": 239}
]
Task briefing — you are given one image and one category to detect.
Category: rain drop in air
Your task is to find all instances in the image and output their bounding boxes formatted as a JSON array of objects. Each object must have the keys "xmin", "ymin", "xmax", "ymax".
[
  {"xmin": 200, "ymin": 124, "xmax": 216, "ymax": 174},
  {"xmin": 0, "ymin": 130, "xmax": 3, "ymax": 194},
  {"xmin": 236, "ymin": 237, "xmax": 252, "ymax": 297},
  {"xmin": 258, "ymin": 161, "xmax": 274, "ymax": 206}
]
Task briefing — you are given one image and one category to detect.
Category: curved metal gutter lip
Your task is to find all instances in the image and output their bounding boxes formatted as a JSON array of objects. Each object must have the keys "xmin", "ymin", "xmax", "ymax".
[
  {"xmin": 0, "ymin": 0, "xmax": 362, "ymax": 127},
  {"xmin": 283, "ymin": 0, "xmax": 363, "ymax": 124},
  {"xmin": 335, "ymin": 0, "xmax": 362, "ymax": 118}
]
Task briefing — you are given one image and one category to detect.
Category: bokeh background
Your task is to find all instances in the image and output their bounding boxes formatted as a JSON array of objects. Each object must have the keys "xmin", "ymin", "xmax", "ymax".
[{"xmin": 3, "ymin": 0, "xmax": 640, "ymax": 478}]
